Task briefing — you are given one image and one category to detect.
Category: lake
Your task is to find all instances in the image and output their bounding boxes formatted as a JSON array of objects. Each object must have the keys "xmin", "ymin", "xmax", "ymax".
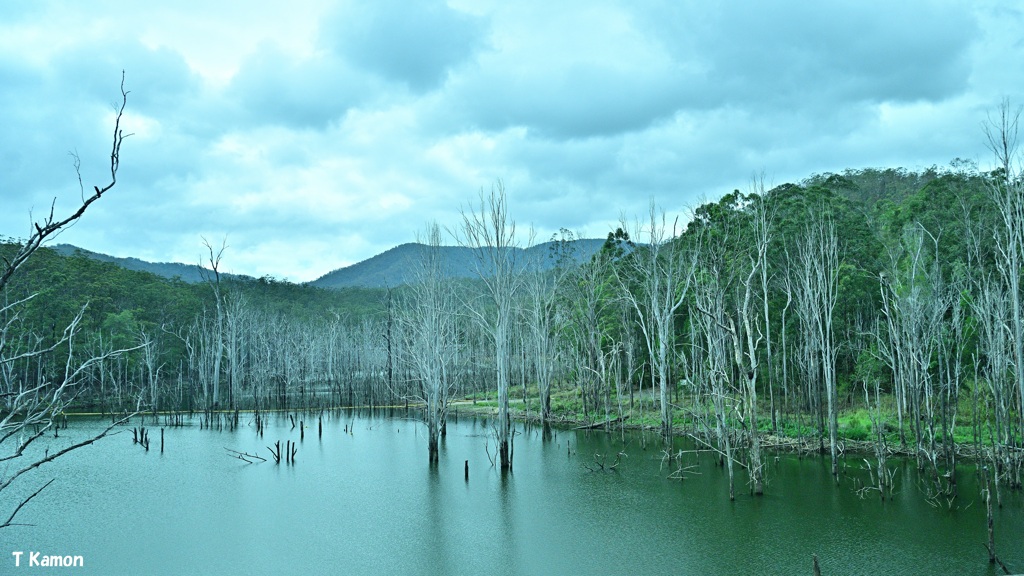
[{"xmin": 5, "ymin": 410, "xmax": 1022, "ymax": 575}]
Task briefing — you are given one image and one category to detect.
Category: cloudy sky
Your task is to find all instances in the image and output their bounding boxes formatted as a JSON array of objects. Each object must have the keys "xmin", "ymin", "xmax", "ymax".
[{"xmin": 2, "ymin": 1, "xmax": 1022, "ymax": 282}]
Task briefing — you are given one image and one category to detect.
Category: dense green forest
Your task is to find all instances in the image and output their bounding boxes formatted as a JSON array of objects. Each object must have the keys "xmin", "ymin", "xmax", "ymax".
[{"xmin": 3, "ymin": 160, "xmax": 1023, "ymax": 501}]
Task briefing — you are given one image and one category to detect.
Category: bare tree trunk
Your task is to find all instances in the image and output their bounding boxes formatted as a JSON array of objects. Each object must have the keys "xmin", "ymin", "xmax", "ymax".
[
  {"xmin": 619, "ymin": 202, "xmax": 698, "ymax": 447},
  {"xmin": 794, "ymin": 212, "xmax": 840, "ymax": 481},
  {"xmin": 200, "ymin": 238, "xmax": 227, "ymax": 409},
  {"xmin": 399, "ymin": 223, "xmax": 461, "ymax": 464},
  {"xmin": 985, "ymin": 101, "xmax": 1024, "ymax": 448},
  {"xmin": 458, "ymin": 182, "xmax": 528, "ymax": 471}
]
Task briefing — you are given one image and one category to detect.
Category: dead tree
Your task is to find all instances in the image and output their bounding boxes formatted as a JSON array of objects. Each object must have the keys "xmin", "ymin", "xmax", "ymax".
[
  {"xmin": 793, "ymin": 210, "xmax": 840, "ymax": 481},
  {"xmin": 456, "ymin": 182, "xmax": 528, "ymax": 471},
  {"xmin": 985, "ymin": 101, "xmax": 1024, "ymax": 453},
  {"xmin": 1, "ymin": 73, "xmax": 140, "ymax": 529},
  {"xmin": 618, "ymin": 202, "xmax": 698, "ymax": 446},
  {"xmin": 198, "ymin": 237, "xmax": 227, "ymax": 410},
  {"xmin": 524, "ymin": 229, "xmax": 573, "ymax": 430},
  {"xmin": 398, "ymin": 222, "xmax": 461, "ymax": 464}
]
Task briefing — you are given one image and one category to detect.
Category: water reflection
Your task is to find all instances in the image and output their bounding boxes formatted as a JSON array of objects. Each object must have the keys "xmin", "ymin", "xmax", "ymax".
[
  {"xmin": 425, "ymin": 467, "xmax": 452, "ymax": 576},
  {"xmin": 496, "ymin": 470, "xmax": 519, "ymax": 575}
]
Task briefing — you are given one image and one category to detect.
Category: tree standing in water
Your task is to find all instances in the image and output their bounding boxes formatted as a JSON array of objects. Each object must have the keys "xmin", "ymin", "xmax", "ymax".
[{"xmin": 458, "ymin": 182, "xmax": 527, "ymax": 471}]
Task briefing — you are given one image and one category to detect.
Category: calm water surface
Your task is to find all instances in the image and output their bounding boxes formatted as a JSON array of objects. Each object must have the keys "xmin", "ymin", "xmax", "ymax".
[{"xmin": 5, "ymin": 411, "xmax": 1022, "ymax": 575}]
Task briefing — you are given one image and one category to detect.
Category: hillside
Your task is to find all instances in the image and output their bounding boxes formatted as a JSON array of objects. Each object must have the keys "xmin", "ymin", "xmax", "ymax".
[
  {"xmin": 46, "ymin": 166, "xmax": 947, "ymax": 290},
  {"xmin": 50, "ymin": 239, "xmax": 605, "ymax": 290},
  {"xmin": 51, "ymin": 244, "xmax": 249, "ymax": 284},
  {"xmin": 310, "ymin": 239, "xmax": 605, "ymax": 289}
]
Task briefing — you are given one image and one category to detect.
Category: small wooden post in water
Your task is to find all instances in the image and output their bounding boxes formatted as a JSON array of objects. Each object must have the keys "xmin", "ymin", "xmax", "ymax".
[
  {"xmin": 465, "ymin": 460, "xmax": 469, "ymax": 482},
  {"xmin": 160, "ymin": 428, "xmax": 164, "ymax": 453},
  {"xmin": 812, "ymin": 554, "xmax": 821, "ymax": 576},
  {"xmin": 318, "ymin": 416, "xmax": 322, "ymax": 439}
]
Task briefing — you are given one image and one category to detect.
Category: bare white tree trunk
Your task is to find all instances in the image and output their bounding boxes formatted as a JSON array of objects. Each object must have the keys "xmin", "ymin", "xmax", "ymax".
[
  {"xmin": 876, "ymin": 224, "xmax": 948, "ymax": 473},
  {"xmin": 399, "ymin": 223, "xmax": 461, "ymax": 463},
  {"xmin": 619, "ymin": 202, "xmax": 698, "ymax": 445},
  {"xmin": 985, "ymin": 101, "xmax": 1024, "ymax": 445},
  {"xmin": 200, "ymin": 238, "xmax": 227, "ymax": 409},
  {"xmin": 690, "ymin": 262, "xmax": 737, "ymax": 500},
  {"xmin": 794, "ymin": 211, "xmax": 840, "ymax": 481},
  {"xmin": 457, "ymin": 182, "xmax": 527, "ymax": 471},
  {"xmin": 524, "ymin": 234, "xmax": 570, "ymax": 428}
]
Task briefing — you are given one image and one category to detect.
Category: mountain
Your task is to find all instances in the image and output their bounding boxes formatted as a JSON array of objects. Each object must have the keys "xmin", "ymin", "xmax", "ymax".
[
  {"xmin": 51, "ymin": 244, "xmax": 249, "ymax": 284},
  {"xmin": 49, "ymin": 239, "xmax": 606, "ymax": 290},
  {"xmin": 310, "ymin": 239, "xmax": 606, "ymax": 289}
]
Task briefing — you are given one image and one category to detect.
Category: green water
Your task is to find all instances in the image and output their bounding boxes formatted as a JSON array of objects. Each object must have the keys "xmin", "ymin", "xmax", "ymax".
[{"xmin": 4, "ymin": 411, "xmax": 1022, "ymax": 575}]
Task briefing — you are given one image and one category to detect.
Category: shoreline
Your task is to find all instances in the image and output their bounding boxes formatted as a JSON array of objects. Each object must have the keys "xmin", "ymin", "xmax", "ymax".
[
  {"xmin": 55, "ymin": 398, "xmax": 1007, "ymax": 464},
  {"xmin": 447, "ymin": 400, "xmax": 1002, "ymax": 464}
]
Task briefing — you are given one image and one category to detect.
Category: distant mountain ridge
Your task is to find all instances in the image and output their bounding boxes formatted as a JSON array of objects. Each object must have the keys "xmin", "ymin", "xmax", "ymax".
[
  {"xmin": 51, "ymin": 244, "xmax": 249, "ymax": 284},
  {"xmin": 311, "ymin": 239, "xmax": 606, "ymax": 289},
  {"xmin": 50, "ymin": 239, "xmax": 606, "ymax": 289}
]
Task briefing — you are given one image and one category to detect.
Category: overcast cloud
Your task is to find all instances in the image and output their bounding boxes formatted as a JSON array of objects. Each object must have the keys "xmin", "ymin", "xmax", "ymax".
[{"xmin": 2, "ymin": 1, "xmax": 1022, "ymax": 281}]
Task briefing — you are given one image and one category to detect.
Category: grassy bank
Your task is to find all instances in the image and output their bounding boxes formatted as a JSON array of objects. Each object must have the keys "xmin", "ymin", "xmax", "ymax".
[{"xmin": 451, "ymin": 383, "xmax": 1000, "ymax": 461}]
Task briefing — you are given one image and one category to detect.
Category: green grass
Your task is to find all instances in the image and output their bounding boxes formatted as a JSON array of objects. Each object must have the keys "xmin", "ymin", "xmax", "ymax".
[{"xmin": 455, "ymin": 380, "xmax": 1010, "ymax": 456}]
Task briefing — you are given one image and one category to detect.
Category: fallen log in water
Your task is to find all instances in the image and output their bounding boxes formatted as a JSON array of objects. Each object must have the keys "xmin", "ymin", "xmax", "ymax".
[
  {"xmin": 225, "ymin": 447, "xmax": 266, "ymax": 464},
  {"xmin": 573, "ymin": 416, "xmax": 624, "ymax": 430}
]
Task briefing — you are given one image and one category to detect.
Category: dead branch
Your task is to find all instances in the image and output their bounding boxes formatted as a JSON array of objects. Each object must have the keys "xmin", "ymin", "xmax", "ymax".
[
  {"xmin": 225, "ymin": 447, "xmax": 266, "ymax": 464},
  {"xmin": 584, "ymin": 451, "xmax": 627, "ymax": 473},
  {"xmin": 0, "ymin": 71, "xmax": 130, "ymax": 292}
]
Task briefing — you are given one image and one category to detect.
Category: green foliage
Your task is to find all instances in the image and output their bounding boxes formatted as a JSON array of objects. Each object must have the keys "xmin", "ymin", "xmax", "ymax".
[{"xmin": 838, "ymin": 409, "xmax": 874, "ymax": 441}]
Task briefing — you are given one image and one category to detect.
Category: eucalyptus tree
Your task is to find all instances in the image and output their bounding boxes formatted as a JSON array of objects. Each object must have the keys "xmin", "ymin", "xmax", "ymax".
[
  {"xmin": 457, "ymin": 182, "xmax": 528, "ymax": 471},
  {"xmin": 936, "ymin": 274, "xmax": 968, "ymax": 492},
  {"xmin": 190, "ymin": 310, "xmax": 219, "ymax": 409},
  {"xmin": 222, "ymin": 291, "xmax": 251, "ymax": 410},
  {"xmin": 399, "ymin": 223, "xmax": 461, "ymax": 463},
  {"xmin": 242, "ymin": 310, "xmax": 272, "ymax": 409},
  {"xmin": 139, "ymin": 328, "xmax": 164, "ymax": 413},
  {"xmin": 688, "ymin": 241, "xmax": 739, "ymax": 499},
  {"xmin": 754, "ymin": 183, "xmax": 779, "ymax": 431},
  {"xmin": 321, "ymin": 311, "xmax": 350, "ymax": 405},
  {"xmin": 973, "ymin": 277, "xmax": 1018, "ymax": 499},
  {"xmin": 967, "ymin": 207, "xmax": 1020, "ymax": 496},
  {"xmin": 731, "ymin": 193, "xmax": 773, "ymax": 495},
  {"xmin": 793, "ymin": 210, "xmax": 841, "ymax": 481},
  {"xmin": 199, "ymin": 238, "xmax": 227, "ymax": 409},
  {"xmin": 687, "ymin": 191, "xmax": 771, "ymax": 495},
  {"xmin": 523, "ymin": 240, "xmax": 568, "ymax": 428},
  {"xmin": 984, "ymin": 101, "xmax": 1024, "ymax": 445},
  {"xmin": 776, "ymin": 257, "xmax": 795, "ymax": 422},
  {"xmin": 618, "ymin": 203, "xmax": 698, "ymax": 444},
  {"xmin": 876, "ymin": 223, "xmax": 948, "ymax": 472},
  {"xmin": 563, "ymin": 231, "xmax": 627, "ymax": 423}
]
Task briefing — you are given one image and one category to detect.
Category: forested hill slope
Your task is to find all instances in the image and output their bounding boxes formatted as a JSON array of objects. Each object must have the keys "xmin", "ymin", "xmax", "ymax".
[
  {"xmin": 42, "ymin": 166, "xmax": 960, "ymax": 290},
  {"xmin": 51, "ymin": 244, "xmax": 250, "ymax": 284},
  {"xmin": 49, "ymin": 238, "xmax": 605, "ymax": 290},
  {"xmin": 0, "ymin": 242, "xmax": 387, "ymax": 341},
  {"xmin": 310, "ymin": 238, "xmax": 605, "ymax": 289}
]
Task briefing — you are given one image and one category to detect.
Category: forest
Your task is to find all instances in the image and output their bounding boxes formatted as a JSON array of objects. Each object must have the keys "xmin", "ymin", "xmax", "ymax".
[{"xmin": 2, "ymin": 107, "xmax": 1024, "ymax": 533}]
